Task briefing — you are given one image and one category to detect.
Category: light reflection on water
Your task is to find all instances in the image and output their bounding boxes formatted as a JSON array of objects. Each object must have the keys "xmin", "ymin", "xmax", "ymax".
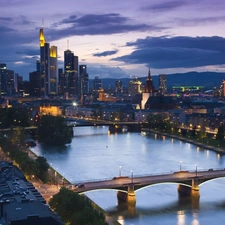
[{"xmin": 31, "ymin": 126, "xmax": 225, "ymax": 225}]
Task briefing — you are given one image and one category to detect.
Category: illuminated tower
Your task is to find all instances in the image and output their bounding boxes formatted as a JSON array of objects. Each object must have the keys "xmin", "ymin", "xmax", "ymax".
[
  {"xmin": 50, "ymin": 46, "xmax": 58, "ymax": 95},
  {"xmin": 64, "ymin": 49, "xmax": 79, "ymax": 97},
  {"xmin": 40, "ymin": 26, "xmax": 58, "ymax": 96},
  {"xmin": 40, "ymin": 27, "xmax": 49, "ymax": 96}
]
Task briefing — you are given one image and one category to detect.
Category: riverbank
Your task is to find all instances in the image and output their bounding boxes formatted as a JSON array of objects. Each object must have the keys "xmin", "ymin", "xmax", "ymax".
[
  {"xmin": 142, "ymin": 128, "xmax": 225, "ymax": 154},
  {"xmin": 28, "ymin": 148, "xmax": 120, "ymax": 225}
]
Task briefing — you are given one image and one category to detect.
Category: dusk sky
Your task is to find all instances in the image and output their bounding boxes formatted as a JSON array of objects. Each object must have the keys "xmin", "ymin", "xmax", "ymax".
[{"xmin": 1, "ymin": 0, "xmax": 225, "ymax": 80}]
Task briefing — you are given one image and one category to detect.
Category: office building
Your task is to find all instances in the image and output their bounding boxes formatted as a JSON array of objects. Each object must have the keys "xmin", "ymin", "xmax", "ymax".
[
  {"xmin": 158, "ymin": 74, "xmax": 167, "ymax": 95},
  {"xmin": 64, "ymin": 49, "xmax": 79, "ymax": 97},
  {"xmin": 29, "ymin": 71, "xmax": 40, "ymax": 97},
  {"xmin": 49, "ymin": 46, "xmax": 58, "ymax": 95},
  {"xmin": 39, "ymin": 27, "xmax": 58, "ymax": 96},
  {"xmin": 115, "ymin": 80, "xmax": 123, "ymax": 93},
  {"xmin": 128, "ymin": 77, "xmax": 142, "ymax": 96},
  {"xmin": 79, "ymin": 65, "xmax": 89, "ymax": 95},
  {"xmin": 0, "ymin": 63, "xmax": 15, "ymax": 96},
  {"xmin": 93, "ymin": 76, "xmax": 102, "ymax": 96},
  {"xmin": 58, "ymin": 68, "xmax": 64, "ymax": 95}
]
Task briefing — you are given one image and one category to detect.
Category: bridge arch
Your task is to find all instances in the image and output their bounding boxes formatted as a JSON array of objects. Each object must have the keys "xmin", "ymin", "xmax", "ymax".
[
  {"xmin": 198, "ymin": 176, "xmax": 225, "ymax": 187},
  {"xmin": 134, "ymin": 182, "xmax": 192, "ymax": 193}
]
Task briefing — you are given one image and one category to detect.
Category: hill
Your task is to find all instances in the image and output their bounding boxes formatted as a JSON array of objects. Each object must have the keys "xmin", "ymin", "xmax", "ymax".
[{"xmin": 90, "ymin": 71, "xmax": 225, "ymax": 89}]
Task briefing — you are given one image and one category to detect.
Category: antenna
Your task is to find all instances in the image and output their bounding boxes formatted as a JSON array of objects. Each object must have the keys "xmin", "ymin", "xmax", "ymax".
[
  {"xmin": 67, "ymin": 39, "xmax": 69, "ymax": 50},
  {"xmin": 42, "ymin": 18, "xmax": 44, "ymax": 28}
]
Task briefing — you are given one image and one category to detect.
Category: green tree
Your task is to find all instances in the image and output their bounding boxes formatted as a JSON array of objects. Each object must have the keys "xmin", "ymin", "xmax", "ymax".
[
  {"xmin": 38, "ymin": 115, "xmax": 72, "ymax": 145},
  {"xmin": 49, "ymin": 187, "xmax": 107, "ymax": 225},
  {"xmin": 36, "ymin": 156, "xmax": 49, "ymax": 180}
]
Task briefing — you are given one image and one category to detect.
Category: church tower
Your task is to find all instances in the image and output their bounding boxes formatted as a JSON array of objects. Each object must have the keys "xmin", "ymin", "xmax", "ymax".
[
  {"xmin": 141, "ymin": 69, "xmax": 154, "ymax": 109},
  {"xmin": 145, "ymin": 69, "xmax": 154, "ymax": 93}
]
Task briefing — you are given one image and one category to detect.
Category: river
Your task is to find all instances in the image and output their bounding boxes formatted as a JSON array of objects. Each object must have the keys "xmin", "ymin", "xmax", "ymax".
[{"xmin": 31, "ymin": 126, "xmax": 225, "ymax": 225}]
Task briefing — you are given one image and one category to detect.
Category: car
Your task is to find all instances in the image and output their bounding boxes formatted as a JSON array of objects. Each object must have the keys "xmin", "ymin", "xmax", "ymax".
[
  {"xmin": 75, "ymin": 183, "xmax": 85, "ymax": 188},
  {"xmin": 208, "ymin": 168, "xmax": 213, "ymax": 171}
]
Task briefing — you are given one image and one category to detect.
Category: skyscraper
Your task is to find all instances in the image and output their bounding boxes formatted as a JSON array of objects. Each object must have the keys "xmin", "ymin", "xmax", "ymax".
[
  {"xmin": 64, "ymin": 49, "xmax": 79, "ymax": 97},
  {"xmin": 29, "ymin": 71, "xmax": 40, "ymax": 97},
  {"xmin": 0, "ymin": 63, "xmax": 15, "ymax": 96},
  {"xmin": 58, "ymin": 68, "xmax": 64, "ymax": 95},
  {"xmin": 158, "ymin": 74, "xmax": 167, "ymax": 95},
  {"xmin": 115, "ymin": 80, "xmax": 123, "ymax": 93},
  {"xmin": 49, "ymin": 46, "xmax": 58, "ymax": 95},
  {"xmin": 79, "ymin": 65, "xmax": 89, "ymax": 95},
  {"xmin": 39, "ymin": 27, "xmax": 58, "ymax": 96},
  {"xmin": 93, "ymin": 76, "xmax": 102, "ymax": 96}
]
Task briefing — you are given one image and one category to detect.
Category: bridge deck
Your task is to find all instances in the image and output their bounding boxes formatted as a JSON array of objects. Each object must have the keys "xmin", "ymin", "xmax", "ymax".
[{"xmin": 71, "ymin": 169, "xmax": 225, "ymax": 192}]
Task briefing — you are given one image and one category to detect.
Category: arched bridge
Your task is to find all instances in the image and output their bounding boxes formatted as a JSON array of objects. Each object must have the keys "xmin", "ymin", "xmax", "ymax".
[{"xmin": 71, "ymin": 168, "xmax": 225, "ymax": 204}]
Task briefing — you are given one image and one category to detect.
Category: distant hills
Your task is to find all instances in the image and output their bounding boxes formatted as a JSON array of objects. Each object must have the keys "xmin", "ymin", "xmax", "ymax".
[{"xmin": 90, "ymin": 71, "xmax": 225, "ymax": 89}]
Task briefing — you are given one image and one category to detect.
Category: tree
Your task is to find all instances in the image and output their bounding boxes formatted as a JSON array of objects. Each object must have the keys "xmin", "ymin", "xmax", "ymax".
[
  {"xmin": 216, "ymin": 125, "xmax": 224, "ymax": 141},
  {"xmin": 36, "ymin": 156, "xmax": 49, "ymax": 180},
  {"xmin": 49, "ymin": 187, "xmax": 107, "ymax": 225},
  {"xmin": 38, "ymin": 115, "xmax": 73, "ymax": 146}
]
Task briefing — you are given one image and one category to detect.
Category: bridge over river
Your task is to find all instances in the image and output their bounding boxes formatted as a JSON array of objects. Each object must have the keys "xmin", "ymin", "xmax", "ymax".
[{"xmin": 71, "ymin": 168, "xmax": 225, "ymax": 204}]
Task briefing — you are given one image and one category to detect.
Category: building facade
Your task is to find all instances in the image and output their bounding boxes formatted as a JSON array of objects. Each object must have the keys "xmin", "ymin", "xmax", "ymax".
[
  {"xmin": 79, "ymin": 65, "xmax": 89, "ymax": 95},
  {"xmin": 158, "ymin": 74, "xmax": 167, "ymax": 95},
  {"xmin": 40, "ymin": 27, "xmax": 58, "ymax": 96},
  {"xmin": 64, "ymin": 49, "xmax": 79, "ymax": 97}
]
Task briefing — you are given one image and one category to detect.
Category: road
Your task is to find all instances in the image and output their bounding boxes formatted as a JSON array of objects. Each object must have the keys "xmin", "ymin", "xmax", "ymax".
[{"xmin": 73, "ymin": 169, "xmax": 225, "ymax": 192}]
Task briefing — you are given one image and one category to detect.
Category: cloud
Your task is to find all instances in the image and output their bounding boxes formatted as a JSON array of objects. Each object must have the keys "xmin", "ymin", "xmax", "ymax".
[
  {"xmin": 93, "ymin": 50, "xmax": 118, "ymax": 57},
  {"xmin": 176, "ymin": 16, "xmax": 225, "ymax": 27},
  {"xmin": 47, "ymin": 13, "xmax": 162, "ymax": 41},
  {"xmin": 143, "ymin": 1, "xmax": 186, "ymax": 12},
  {"xmin": 112, "ymin": 36, "xmax": 225, "ymax": 69}
]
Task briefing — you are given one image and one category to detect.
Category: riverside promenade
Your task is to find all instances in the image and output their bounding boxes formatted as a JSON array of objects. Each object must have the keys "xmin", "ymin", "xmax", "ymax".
[
  {"xmin": 142, "ymin": 128, "xmax": 225, "ymax": 154},
  {"xmin": 27, "ymin": 149, "xmax": 119, "ymax": 225}
]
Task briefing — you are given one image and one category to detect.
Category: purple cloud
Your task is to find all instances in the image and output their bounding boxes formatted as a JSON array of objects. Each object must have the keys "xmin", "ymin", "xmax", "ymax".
[
  {"xmin": 93, "ymin": 50, "xmax": 118, "ymax": 57},
  {"xmin": 112, "ymin": 36, "xmax": 225, "ymax": 69}
]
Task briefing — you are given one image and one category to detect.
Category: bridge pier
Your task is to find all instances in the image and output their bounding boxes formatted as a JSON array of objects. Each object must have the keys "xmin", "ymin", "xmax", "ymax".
[
  {"xmin": 117, "ymin": 184, "xmax": 136, "ymax": 205},
  {"xmin": 177, "ymin": 178, "xmax": 200, "ymax": 198}
]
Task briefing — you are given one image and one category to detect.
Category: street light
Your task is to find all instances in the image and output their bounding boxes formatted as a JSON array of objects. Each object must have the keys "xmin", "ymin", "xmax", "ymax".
[
  {"xmin": 195, "ymin": 165, "xmax": 197, "ymax": 177},
  {"xmin": 180, "ymin": 161, "xmax": 182, "ymax": 171},
  {"xmin": 119, "ymin": 165, "xmax": 122, "ymax": 177},
  {"xmin": 131, "ymin": 170, "xmax": 133, "ymax": 184}
]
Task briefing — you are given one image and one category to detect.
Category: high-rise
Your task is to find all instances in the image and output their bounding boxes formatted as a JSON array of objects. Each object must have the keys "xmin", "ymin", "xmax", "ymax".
[
  {"xmin": 39, "ymin": 27, "xmax": 58, "ymax": 96},
  {"xmin": 0, "ymin": 63, "xmax": 15, "ymax": 95},
  {"xmin": 79, "ymin": 65, "xmax": 89, "ymax": 95},
  {"xmin": 64, "ymin": 49, "xmax": 79, "ymax": 97},
  {"xmin": 158, "ymin": 74, "xmax": 167, "ymax": 95}
]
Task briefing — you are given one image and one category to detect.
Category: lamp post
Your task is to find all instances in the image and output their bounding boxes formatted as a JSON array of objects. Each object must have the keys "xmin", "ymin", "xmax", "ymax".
[
  {"xmin": 119, "ymin": 166, "xmax": 122, "ymax": 177},
  {"xmin": 131, "ymin": 170, "xmax": 133, "ymax": 184},
  {"xmin": 195, "ymin": 165, "xmax": 197, "ymax": 177},
  {"xmin": 180, "ymin": 161, "xmax": 182, "ymax": 171}
]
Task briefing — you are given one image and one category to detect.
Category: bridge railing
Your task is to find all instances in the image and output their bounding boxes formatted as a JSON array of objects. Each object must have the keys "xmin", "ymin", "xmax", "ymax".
[{"xmin": 71, "ymin": 168, "xmax": 225, "ymax": 185}]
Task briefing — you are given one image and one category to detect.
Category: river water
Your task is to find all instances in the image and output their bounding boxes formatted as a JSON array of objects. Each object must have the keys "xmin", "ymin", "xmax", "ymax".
[{"xmin": 31, "ymin": 126, "xmax": 225, "ymax": 225}]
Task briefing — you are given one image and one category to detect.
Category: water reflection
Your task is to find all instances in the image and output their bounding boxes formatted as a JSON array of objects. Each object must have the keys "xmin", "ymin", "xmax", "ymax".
[{"xmin": 31, "ymin": 126, "xmax": 225, "ymax": 225}]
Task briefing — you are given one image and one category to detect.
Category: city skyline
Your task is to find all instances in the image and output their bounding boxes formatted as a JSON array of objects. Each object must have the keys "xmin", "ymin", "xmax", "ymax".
[{"xmin": 1, "ymin": 0, "xmax": 225, "ymax": 79}]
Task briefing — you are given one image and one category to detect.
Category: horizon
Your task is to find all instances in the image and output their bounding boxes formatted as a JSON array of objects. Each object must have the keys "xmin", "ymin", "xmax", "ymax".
[{"xmin": 1, "ymin": 0, "xmax": 225, "ymax": 80}]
